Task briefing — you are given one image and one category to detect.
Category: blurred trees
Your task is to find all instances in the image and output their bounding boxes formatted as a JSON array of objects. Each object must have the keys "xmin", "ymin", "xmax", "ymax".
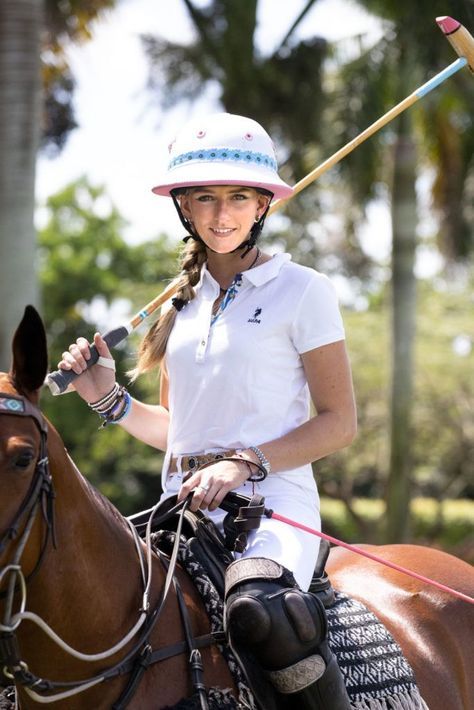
[
  {"xmin": 42, "ymin": 0, "xmax": 117, "ymax": 153},
  {"xmin": 141, "ymin": 0, "xmax": 474, "ymax": 542},
  {"xmin": 318, "ymin": 279, "xmax": 474, "ymax": 509},
  {"xmin": 0, "ymin": 0, "xmax": 115, "ymax": 371},
  {"xmin": 317, "ymin": 283, "xmax": 474, "ymax": 562},
  {"xmin": 332, "ymin": 0, "xmax": 474, "ymax": 540}
]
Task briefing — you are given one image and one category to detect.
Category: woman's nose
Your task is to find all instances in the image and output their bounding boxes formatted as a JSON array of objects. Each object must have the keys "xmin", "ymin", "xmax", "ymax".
[{"xmin": 214, "ymin": 199, "xmax": 230, "ymax": 219}]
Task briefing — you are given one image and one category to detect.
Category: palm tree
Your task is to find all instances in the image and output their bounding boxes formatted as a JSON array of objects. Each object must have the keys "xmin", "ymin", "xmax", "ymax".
[
  {"xmin": 0, "ymin": 0, "xmax": 115, "ymax": 370},
  {"xmin": 0, "ymin": 0, "xmax": 42, "ymax": 371}
]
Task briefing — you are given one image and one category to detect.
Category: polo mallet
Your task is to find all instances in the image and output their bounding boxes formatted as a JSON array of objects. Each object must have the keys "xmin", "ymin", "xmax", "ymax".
[
  {"xmin": 269, "ymin": 15, "xmax": 474, "ymax": 216},
  {"xmin": 46, "ymin": 16, "xmax": 474, "ymax": 396}
]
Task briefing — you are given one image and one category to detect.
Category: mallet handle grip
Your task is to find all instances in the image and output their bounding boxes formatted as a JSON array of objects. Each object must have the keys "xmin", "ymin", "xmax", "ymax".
[
  {"xmin": 46, "ymin": 282, "xmax": 178, "ymax": 396},
  {"xmin": 46, "ymin": 326, "xmax": 130, "ymax": 395}
]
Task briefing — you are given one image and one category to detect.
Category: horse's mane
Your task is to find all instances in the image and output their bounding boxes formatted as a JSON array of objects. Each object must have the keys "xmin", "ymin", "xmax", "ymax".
[{"xmin": 65, "ymin": 449, "xmax": 132, "ymax": 531}]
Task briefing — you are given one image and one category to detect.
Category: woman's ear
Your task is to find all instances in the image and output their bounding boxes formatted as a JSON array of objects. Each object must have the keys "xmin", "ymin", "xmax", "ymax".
[
  {"xmin": 256, "ymin": 192, "xmax": 271, "ymax": 218},
  {"xmin": 179, "ymin": 192, "xmax": 192, "ymax": 221}
]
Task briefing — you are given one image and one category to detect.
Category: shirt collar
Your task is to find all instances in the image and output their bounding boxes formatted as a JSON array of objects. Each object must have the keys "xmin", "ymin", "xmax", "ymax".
[
  {"xmin": 196, "ymin": 252, "xmax": 292, "ymax": 292},
  {"xmin": 242, "ymin": 253, "xmax": 292, "ymax": 286}
]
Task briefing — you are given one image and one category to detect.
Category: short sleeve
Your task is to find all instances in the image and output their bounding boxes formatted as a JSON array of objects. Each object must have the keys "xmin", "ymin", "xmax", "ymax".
[{"xmin": 290, "ymin": 272, "xmax": 345, "ymax": 353}]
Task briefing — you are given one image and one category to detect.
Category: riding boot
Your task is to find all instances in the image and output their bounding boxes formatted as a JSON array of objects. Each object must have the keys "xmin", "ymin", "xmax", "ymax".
[
  {"xmin": 267, "ymin": 638, "xmax": 350, "ymax": 710},
  {"xmin": 224, "ymin": 557, "xmax": 351, "ymax": 710}
]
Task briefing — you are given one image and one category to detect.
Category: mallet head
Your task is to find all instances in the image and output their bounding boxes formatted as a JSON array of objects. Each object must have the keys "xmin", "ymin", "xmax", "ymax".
[{"xmin": 437, "ymin": 16, "xmax": 474, "ymax": 72}]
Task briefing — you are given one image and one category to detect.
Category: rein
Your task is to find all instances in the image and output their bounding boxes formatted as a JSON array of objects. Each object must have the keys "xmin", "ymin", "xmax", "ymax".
[{"xmin": 0, "ymin": 394, "xmax": 215, "ymax": 708}]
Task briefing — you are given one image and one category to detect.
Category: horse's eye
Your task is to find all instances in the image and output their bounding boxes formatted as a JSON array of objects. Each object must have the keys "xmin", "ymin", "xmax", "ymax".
[{"xmin": 14, "ymin": 452, "xmax": 35, "ymax": 469}]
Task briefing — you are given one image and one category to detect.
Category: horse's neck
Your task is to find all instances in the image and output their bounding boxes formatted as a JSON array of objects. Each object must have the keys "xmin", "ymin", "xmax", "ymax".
[
  {"xmin": 15, "ymin": 428, "xmax": 211, "ymax": 709},
  {"xmin": 27, "ymin": 429, "xmax": 152, "ymax": 645}
]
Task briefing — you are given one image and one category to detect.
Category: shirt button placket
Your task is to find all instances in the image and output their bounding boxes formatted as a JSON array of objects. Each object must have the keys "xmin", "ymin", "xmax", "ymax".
[
  {"xmin": 196, "ymin": 336, "xmax": 207, "ymax": 361},
  {"xmin": 195, "ymin": 297, "xmax": 213, "ymax": 362}
]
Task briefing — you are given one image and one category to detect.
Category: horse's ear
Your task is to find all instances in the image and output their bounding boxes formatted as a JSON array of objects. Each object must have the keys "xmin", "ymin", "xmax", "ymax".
[{"xmin": 11, "ymin": 305, "xmax": 48, "ymax": 400}]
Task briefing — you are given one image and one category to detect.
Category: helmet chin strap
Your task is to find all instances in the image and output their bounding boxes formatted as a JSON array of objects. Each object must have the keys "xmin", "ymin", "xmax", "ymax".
[{"xmin": 171, "ymin": 192, "xmax": 272, "ymax": 258}]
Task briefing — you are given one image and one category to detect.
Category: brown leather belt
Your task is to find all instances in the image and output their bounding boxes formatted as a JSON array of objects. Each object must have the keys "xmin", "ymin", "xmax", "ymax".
[{"xmin": 168, "ymin": 449, "xmax": 238, "ymax": 476}]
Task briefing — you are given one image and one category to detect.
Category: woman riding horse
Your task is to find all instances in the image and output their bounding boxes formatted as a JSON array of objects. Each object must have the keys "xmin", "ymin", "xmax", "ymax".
[
  {"xmin": 1, "ymin": 307, "xmax": 474, "ymax": 706},
  {"xmin": 58, "ymin": 112, "xmax": 357, "ymax": 709}
]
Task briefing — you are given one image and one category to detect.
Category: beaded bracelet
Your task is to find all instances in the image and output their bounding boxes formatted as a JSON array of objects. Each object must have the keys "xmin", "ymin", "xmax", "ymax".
[
  {"xmin": 89, "ymin": 383, "xmax": 120, "ymax": 413},
  {"xmin": 248, "ymin": 446, "xmax": 271, "ymax": 475}
]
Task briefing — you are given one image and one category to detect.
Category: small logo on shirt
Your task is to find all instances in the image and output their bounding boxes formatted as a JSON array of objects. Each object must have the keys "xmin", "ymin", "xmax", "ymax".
[{"xmin": 248, "ymin": 307, "xmax": 262, "ymax": 324}]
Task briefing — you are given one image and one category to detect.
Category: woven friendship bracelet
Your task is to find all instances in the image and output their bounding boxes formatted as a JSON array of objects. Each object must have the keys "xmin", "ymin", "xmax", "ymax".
[
  {"xmin": 196, "ymin": 456, "xmax": 267, "ymax": 482},
  {"xmin": 220, "ymin": 451, "xmax": 267, "ymax": 483},
  {"xmin": 88, "ymin": 383, "xmax": 132, "ymax": 428},
  {"xmin": 100, "ymin": 390, "xmax": 132, "ymax": 428}
]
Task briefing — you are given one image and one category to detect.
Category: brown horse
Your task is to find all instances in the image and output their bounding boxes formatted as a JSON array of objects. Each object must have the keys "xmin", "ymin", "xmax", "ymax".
[
  {"xmin": 1, "ymin": 306, "xmax": 474, "ymax": 710},
  {"xmin": 0, "ymin": 307, "xmax": 238, "ymax": 709}
]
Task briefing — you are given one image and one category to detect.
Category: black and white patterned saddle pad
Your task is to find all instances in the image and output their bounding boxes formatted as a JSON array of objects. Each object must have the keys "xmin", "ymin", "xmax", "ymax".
[
  {"xmin": 327, "ymin": 592, "xmax": 429, "ymax": 709},
  {"xmin": 161, "ymin": 532, "xmax": 428, "ymax": 710}
]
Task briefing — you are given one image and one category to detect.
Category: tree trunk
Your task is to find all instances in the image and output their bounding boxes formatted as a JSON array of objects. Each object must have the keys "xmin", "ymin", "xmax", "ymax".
[
  {"xmin": 385, "ymin": 108, "xmax": 418, "ymax": 543},
  {"xmin": 0, "ymin": 0, "xmax": 42, "ymax": 371}
]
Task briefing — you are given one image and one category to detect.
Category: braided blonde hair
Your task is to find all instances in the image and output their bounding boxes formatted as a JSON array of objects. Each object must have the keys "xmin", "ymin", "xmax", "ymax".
[{"xmin": 131, "ymin": 238, "xmax": 207, "ymax": 377}]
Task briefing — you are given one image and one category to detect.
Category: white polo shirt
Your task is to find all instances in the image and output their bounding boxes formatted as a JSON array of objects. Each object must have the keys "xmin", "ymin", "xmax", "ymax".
[{"xmin": 162, "ymin": 253, "xmax": 345, "ymax": 496}]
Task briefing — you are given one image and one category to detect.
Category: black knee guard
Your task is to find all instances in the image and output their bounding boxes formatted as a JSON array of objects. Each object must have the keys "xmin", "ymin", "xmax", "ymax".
[
  {"xmin": 225, "ymin": 557, "xmax": 351, "ymax": 710},
  {"xmin": 225, "ymin": 557, "xmax": 326, "ymax": 668}
]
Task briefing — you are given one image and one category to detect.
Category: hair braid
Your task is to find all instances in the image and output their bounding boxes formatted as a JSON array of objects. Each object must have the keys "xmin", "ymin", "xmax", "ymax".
[{"xmin": 130, "ymin": 239, "xmax": 207, "ymax": 378}]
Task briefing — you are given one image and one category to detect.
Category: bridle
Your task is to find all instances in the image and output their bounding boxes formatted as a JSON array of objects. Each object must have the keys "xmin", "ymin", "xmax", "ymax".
[
  {"xmin": 0, "ymin": 392, "xmax": 55, "ymax": 601},
  {"xmin": 0, "ymin": 391, "xmax": 56, "ymax": 695},
  {"xmin": 0, "ymin": 391, "xmax": 217, "ymax": 709}
]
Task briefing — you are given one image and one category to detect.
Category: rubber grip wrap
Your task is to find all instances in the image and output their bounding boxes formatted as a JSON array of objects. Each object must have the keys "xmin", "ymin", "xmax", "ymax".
[{"xmin": 46, "ymin": 325, "xmax": 130, "ymax": 395}]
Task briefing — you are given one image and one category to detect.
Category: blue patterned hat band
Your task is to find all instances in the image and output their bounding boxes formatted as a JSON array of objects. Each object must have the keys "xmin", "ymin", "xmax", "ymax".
[{"xmin": 168, "ymin": 147, "xmax": 278, "ymax": 172}]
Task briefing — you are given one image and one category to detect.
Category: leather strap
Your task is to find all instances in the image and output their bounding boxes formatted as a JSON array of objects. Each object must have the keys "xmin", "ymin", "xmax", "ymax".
[{"xmin": 169, "ymin": 449, "xmax": 237, "ymax": 475}]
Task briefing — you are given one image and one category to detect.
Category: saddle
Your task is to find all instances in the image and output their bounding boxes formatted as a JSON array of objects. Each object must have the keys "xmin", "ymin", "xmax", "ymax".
[
  {"xmin": 129, "ymin": 493, "xmax": 336, "ymax": 710},
  {"xmin": 129, "ymin": 497, "xmax": 430, "ymax": 710},
  {"xmin": 128, "ymin": 492, "xmax": 334, "ymax": 605}
]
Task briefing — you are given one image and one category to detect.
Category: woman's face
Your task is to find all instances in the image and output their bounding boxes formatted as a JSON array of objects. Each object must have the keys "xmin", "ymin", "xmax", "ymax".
[{"xmin": 179, "ymin": 185, "xmax": 270, "ymax": 254}]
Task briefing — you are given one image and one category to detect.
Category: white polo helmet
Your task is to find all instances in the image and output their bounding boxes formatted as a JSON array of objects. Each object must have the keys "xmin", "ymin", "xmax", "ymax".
[{"xmin": 152, "ymin": 112, "xmax": 293, "ymax": 199}]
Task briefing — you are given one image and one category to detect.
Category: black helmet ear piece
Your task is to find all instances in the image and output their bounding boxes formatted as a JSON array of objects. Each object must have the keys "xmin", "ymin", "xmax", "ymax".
[
  {"xmin": 239, "ymin": 192, "xmax": 273, "ymax": 258},
  {"xmin": 171, "ymin": 190, "xmax": 204, "ymax": 245}
]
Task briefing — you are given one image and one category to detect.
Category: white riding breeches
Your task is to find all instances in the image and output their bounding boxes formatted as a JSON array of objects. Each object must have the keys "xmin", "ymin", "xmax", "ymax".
[{"xmin": 163, "ymin": 469, "xmax": 321, "ymax": 591}]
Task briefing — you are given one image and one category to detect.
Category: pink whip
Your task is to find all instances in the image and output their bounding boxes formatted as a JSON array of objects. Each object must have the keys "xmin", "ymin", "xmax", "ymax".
[{"xmin": 267, "ymin": 510, "xmax": 474, "ymax": 606}]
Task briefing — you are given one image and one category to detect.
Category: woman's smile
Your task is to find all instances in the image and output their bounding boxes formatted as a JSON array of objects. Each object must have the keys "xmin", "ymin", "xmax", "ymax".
[{"xmin": 210, "ymin": 227, "xmax": 236, "ymax": 236}]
